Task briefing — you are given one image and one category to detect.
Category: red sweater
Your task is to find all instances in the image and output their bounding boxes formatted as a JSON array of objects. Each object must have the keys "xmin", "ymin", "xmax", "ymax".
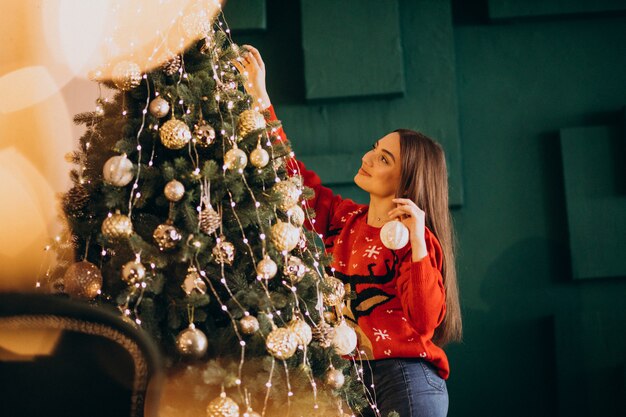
[{"xmin": 266, "ymin": 106, "xmax": 449, "ymax": 379}]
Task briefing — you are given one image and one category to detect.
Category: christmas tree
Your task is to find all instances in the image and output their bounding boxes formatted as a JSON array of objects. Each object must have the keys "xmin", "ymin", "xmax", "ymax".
[{"xmin": 47, "ymin": 9, "xmax": 370, "ymax": 417}]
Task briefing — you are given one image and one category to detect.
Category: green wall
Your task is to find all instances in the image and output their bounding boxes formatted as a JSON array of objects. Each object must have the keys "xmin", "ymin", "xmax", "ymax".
[{"xmin": 227, "ymin": 1, "xmax": 626, "ymax": 416}]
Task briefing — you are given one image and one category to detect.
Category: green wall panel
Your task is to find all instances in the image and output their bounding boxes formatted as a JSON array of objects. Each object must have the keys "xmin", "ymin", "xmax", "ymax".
[
  {"xmin": 488, "ymin": 0, "xmax": 626, "ymax": 19},
  {"xmin": 223, "ymin": 0, "xmax": 266, "ymax": 31},
  {"xmin": 300, "ymin": 0, "xmax": 405, "ymax": 100},
  {"xmin": 560, "ymin": 125, "xmax": 626, "ymax": 279}
]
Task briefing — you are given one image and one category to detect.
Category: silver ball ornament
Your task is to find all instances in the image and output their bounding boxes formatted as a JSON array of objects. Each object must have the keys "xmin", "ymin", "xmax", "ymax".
[
  {"xmin": 103, "ymin": 155, "xmax": 134, "ymax": 187},
  {"xmin": 250, "ymin": 146, "xmax": 270, "ymax": 168},
  {"xmin": 176, "ymin": 324, "xmax": 208, "ymax": 358},
  {"xmin": 331, "ymin": 321, "xmax": 357, "ymax": 356},
  {"xmin": 199, "ymin": 205, "xmax": 221, "ymax": 235},
  {"xmin": 149, "ymin": 96, "xmax": 170, "ymax": 118},
  {"xmin": 164, "ymin": 180, "xmax": 185, "ymax": 202},
  {"xmin": 224, "ymin": 147, "xmax": 248, "ymax": 170},
  {"xmin": 256, "ymin": 256, "xmax": 277, "ymax": 280},
  {"xmin": 380, "ymin": 219, "xmax": 410, "ymax": 250},
  {"xmin": 239, "ymin": 315, "xmax": 260, "ymax": 335}
]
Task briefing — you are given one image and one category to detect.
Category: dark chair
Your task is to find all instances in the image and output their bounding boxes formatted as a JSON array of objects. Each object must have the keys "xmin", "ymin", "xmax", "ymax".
[{"xmin": 0, "ymin": 293, "xmax": 163, "ymax": 417}]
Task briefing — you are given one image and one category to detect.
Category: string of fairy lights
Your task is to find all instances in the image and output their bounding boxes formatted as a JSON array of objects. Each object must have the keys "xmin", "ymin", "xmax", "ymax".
[{"xmin": 30, "ymin": 1, "xmax": 417, "ymax": 416}]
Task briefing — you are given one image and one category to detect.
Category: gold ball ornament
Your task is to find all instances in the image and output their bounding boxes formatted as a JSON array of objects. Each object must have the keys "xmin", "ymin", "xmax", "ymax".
[
  {"xmin": 181, "ymin": 266, "xmax": 207, "ymax": 295},
  {"xmin": 324, "ymin": 368, "xmax": 345, "ymax": 389},
  {"xmin": 206, "ymin": 393, "xmax": 240, "ymax": 417},
  {"xmin": 272, "ymin": 180, "xmax": 301, "ymax": 211},
  {"xmin": 239, "ymin": 315, "xmax": 260, "ymax": 335},
  {"xmin": 112, "ymin": 61, "xmax": 142, "ymax": 91},
  {"xmin": 176, "ymin": 323, "xmax": 208, "ymax": 358},
  {"xmin": 149, "ymin": 96, "xmax": 170, "ymax": 118},
  {"xmin": 266, "ymin": 327, "xmax": 298, "ymax": 360},
  {"xmin": 250, "ymin": 146, "xmax": 270, "ymax": 168},
  {"xmin": 121, "ymin": 259, "xmax": 146, "ymax": 285},
  {"xmin": 256, "ymin": 255, "xmax": 277, "ymax": 280},
  {"xmin": 331, "ymin": 321, "xmax": 357, "ymax": 356},
  {"xmin": 153, "ymin": 222, "xmax": 182, "ymax": 251},
  {"xmin": 284, "ymin": 255, "xmax": 307, "ymax": 283},
  {"xmin": 270, "ymin": 221, "xmax": 300, "ymax": 252},
  {"xmin": 380, "ymin": 219, "xmax": 410, "ymax": 250},
  {"xmin": 160, "ymin": 119, "xmax": 192, "ymax": 150},
  {"xmin": 193, "ymin": 121, "xmax": 216, "ymax": 147},
  {"xmin": 224, "ymin": 147, "xmax": 248, "ymax": 170},
  {"xmin": 322, "ymin": 274, "xmax": 346, "ymax": 307},
  {"xmin": 199, "ymin": 205, "xmax": 221, "ymax": 235},
  {"xmin": 213, "ymin": 237, "xmax": 235, "ymax": 265},
  {"xmin": 102, "ymin": 211, "xmax": 133, "ymax": 240},
  {"xmin": 103, "ymin": 155, "xmax": 134, "ymax": 187},
  {"xmin": 164, "ymin": 180, "xmax": 185, "ymax": 202},
  {"xmin": 288, "ymin": 317, "xmax": 312, "ymax": 347},
  {"xmin": 236, "ymin": 109, "xmax": 266, "ymax": 139},
  {"xmin": 286, "ymin": 204, "xmax": 305, "ymax": 227},
  {"xmin": 63, "ymin": 261, "xmax": 102, "ymax": 299}
]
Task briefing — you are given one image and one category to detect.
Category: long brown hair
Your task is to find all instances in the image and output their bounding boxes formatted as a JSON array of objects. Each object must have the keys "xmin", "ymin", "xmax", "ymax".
[{"xmin": 395, "ymin": 129, "xmax": 462, "ymax": 346}]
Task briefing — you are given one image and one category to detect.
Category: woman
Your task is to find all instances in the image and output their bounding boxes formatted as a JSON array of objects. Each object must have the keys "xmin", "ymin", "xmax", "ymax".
[{"xmin": 235, "ymin": 45, "xmax": 462, "ymax": 417}]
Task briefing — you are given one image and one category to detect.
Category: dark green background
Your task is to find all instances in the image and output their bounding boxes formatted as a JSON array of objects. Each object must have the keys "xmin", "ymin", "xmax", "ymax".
[{"xmin": 226, "ymin": 0, "xmax": 626, "ymax": 416}]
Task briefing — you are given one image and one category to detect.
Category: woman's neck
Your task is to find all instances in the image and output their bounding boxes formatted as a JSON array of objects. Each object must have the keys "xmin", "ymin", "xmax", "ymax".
[{"xmin": 367, "ymin": 195, "xmax": 396, "ymax": 226}]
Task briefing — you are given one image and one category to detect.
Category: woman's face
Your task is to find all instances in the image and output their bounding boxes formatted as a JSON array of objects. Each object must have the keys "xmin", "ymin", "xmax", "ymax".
[{"xmin": 354, "ymin": 132, "xmax": 402, "ymax": 198}]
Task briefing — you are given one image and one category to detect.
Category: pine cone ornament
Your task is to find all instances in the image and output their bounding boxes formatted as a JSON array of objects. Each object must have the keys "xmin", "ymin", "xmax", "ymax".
[
  {"xmin": 63, "ymin": 185, "xmax": 90, "ymax": 217},
  {"xmin": 312, "ymin": 320, "xmax": 335, "ymax": 348},
  {"xmin": 162, "ymin": 55, "xmax": 182, "ymax": 76},
  {"xmin": 236, "ymin": 109, "xmax": 266, "ymax": 139},
  {"xmin": 199, "ymin": 205, "xmax": 220, "ymax": 234}
]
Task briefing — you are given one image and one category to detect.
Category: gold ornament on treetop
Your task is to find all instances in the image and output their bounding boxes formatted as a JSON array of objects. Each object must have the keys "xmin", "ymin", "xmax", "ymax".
[
  {"xmin": 160, "ymin": 118, "xmax": 192, "ymax": 150},
  {"xmin": 101, "ymin": 211, "xmax": 133, "ymax": 240},
  {"xmin": 112, "ymin": 61, "xmax": 142, "ymax": 91},
  {"xmin": 63, "ymin": 261, "xmax": 102, "ymax": 299},
  {"xmin": 236, "ymin": 109, "xmax": 266, "ymax": 139},
  {"xmin": 206, "ymin": 393, "xmax": 240, "ymax": 417}
]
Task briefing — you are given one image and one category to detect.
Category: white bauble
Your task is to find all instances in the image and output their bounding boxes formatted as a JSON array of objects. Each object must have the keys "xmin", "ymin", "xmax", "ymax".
[
  {"xmin": 331, "ymin": 321, "xmax": 357, "ymax": 355},
  {"xmin": 103, "ymin": 155, "xmax": 134, "ymax": 186},
  {"xmin": 380, "ymin": 220, "xmax": 409, "ymax": 250}
]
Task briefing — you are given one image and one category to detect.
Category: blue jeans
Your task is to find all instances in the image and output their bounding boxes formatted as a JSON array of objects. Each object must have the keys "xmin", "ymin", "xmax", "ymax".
[{"xmin": 358, "ymin": 358, "xmax": 449, "ymax": 417}]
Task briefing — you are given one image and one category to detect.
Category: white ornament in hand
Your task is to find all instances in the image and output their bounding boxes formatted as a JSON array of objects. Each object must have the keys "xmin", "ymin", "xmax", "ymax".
[{"xmin": 380, "ymin": 220, "xmax": 409, "ymax": 250}]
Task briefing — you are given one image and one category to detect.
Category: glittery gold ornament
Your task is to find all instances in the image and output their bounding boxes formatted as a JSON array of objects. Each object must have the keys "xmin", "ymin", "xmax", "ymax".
[
  {"xmin": 206, "ymin": 393, "xmax": 240, "ymax": 417},
  {"xmin": 331, "ymin": 321, "xmax": 357, "ymax": 356},
  {"xmin": 162, "ymin": 55, "xmax": 181, "ymax": 76},
  {"xmin": 224, "ymin": 147, "xmax": 247, "ymax": 170},
  {"xmin": 270, "ymin": 221, "xmax": 300, "ymax": 252},
  {"xmin": 322, "ymin": 274, "xmax": 346, "ymax": 307},
  {"xmin": 112, "ymin": 61, "xmax": 142, "ymax": 91},
  {"xmin": 199, "ymin": 205, "xmax": 220, "ymax": 235},
  {"xmin": 272, "ymin": 180, "xmax": 301, "ymax": 211},
  {"xmin": 149, "ymin": 96, "xmax": 170, "ymax": 118},
  {"xmin": 265, "ymin": 327, "xmax": 298, "ymax": 360},
  {"xmin": 103, "ymin": 155, "xmax": 134, "ymax": 186},
  {"xmin": 288, "ymin": 317, "xmax": 312, "ymax": 347},
  {"xmin": 63, "ymin": 261, "xmax": 102, "ymax": 299},
  {"xmin": 239, "ymin": 315, "xmax": 259, "ymax": 334},
  {"xmin": 283, "ymin": 255, "xmax": 307, "ymax": 283},
  {"xmin": 286, "ymin": 204, "xmax": 305, "ymax": 227},
  {"xmin": 324, "ymin": 368, "xmax": 345, "ymax": 389},
  {"xmin": 249, "ymin": 146, "xmax": 269, "ymax": 168},
  {"xmin": 164, "ymin": 180, "xmax": 185, "ymax": 202},
  {"xmin": 213, "ymin": 237, "xmax": 235, "ymax": 265},
  {"xmin": 101, "ymin": 211, "xmax": 133, "ymax": 240},
  {"xmin": 153, "ymin": 222, "xmax": 182, "ymax": 250},
  {"xmin": 380, "ymin": 219, "xmax": 410, "ymax": 250},
  {"xmin": 176, "ymin": 323, "xmax": 208, "ymax": 358},
  {"xmin": 236, "ymin": 109, "xmax": 266, "ymax": 139},
  {"xmin": 193, "ymin": 120, "xmax": 216, "ymax": 147},
  {"xmin": 160, "ymin": 118, "xmax": 192, "ymax": 150},
  {"xmin": 256, "ymin": 255, "xmax": 277, "ymax": 280},
  {"xmin": 181, "ymin": 266, "xmax": 207, "ymax": 295},
  {"xmin": 121, "ymin": 259, "xmax": 146, "ymax": 285}
]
